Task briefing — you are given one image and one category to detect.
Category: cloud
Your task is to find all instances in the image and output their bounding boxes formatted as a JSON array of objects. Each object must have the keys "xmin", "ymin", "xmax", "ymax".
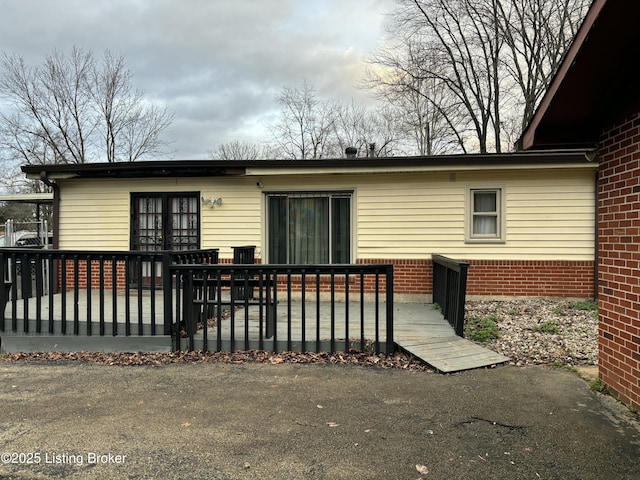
[{"xmin": 0, "ymin": 0, "xmax": 393, "ymax": 159}]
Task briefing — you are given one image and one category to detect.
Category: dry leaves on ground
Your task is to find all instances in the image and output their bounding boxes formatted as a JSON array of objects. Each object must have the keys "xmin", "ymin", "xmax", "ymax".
[{"xmin": 1, "ymin": 349, "xmax": 436, "ymax": 371}]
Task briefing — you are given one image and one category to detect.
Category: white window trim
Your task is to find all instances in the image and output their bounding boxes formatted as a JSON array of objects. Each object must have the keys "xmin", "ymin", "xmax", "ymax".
[{"xmin": 466, "ymin": 186, "xmax": 506, "ymax": 244}]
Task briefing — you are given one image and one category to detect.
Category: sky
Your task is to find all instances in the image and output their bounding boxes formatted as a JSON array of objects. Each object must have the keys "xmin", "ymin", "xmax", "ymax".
[{"xmin": 0, "ymin": 0, "xmax": 394, "ymax": 160}]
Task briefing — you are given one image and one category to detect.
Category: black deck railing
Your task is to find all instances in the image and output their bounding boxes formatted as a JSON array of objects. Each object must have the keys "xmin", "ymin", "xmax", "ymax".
[
  {"xmin": 0, "ymin": 249, "xmax": 394, "ymax": 355},
  {"xmin": 0, "ymin": 248, "xmax": 218, "ymax": 337},
  {"xmin": 432, "ymin": 254, "xmax": 469, "ymax": 337},
  {"xmin": 170, "ymin": 264, "xmax": 395, "ymax": 355}
]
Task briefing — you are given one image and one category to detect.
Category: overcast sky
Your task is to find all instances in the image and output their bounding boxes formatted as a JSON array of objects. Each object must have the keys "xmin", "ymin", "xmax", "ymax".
[{"xmin": 0, "ymin": 0, "xmax": 394, "ymax": 160}]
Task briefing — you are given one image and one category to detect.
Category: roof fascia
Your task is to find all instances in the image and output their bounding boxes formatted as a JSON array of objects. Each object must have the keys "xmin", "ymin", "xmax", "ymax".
[{"xmin": 519, "ymin": 0, "xmax": 607, "ymax": 150}]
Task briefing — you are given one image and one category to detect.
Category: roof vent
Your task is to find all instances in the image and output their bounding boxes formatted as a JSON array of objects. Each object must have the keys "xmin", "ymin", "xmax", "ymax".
[{"xmin": 345, "ymin": 147, "xmax": 358, "ymax": 158}]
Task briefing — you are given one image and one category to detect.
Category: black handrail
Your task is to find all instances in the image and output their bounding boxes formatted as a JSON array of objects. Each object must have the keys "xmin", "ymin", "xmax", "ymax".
[
  {"xmin": 170, "ymin": 263, "xmax": 394, "ymax": 355},
  {"xmin": 0, "ymin": 249, "xmax": 394, "ymax": 356},
  {"xmin": 432, "ymin": 254, "xmax": 469, "ymax": 337}
]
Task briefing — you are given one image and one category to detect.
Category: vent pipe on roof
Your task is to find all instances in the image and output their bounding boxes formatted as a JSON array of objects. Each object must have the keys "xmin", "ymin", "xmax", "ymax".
[
  {"xmin": 345, "ymin": 147, "xmax": 357, "ymax": 158},
  {"xmin": 368, "ymin": 143, "xmax": 376, "ymax": 157}
]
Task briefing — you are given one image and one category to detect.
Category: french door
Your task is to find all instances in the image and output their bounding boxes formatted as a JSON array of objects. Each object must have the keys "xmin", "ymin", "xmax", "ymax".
[{"xmin": 131, "ymin": 193, "xmax": 200, "ymax": 285}]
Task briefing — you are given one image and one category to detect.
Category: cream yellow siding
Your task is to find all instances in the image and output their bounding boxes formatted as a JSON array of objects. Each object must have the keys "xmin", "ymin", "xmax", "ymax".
[
  {"xmin": 57, "ymin": 177, "xmax": 263, "ymax": 258},
  {"xmin": 57, "ymin": 167, "xmax": 595, "ymax": 261}
]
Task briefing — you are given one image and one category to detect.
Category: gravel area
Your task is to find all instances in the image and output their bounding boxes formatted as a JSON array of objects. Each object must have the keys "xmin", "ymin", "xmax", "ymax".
[{"xmin": 464, "ymin": 298, "xmax": 598, "ymax": 367}]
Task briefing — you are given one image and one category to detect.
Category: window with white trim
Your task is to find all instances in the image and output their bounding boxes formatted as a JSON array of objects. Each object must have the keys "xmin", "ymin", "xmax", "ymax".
[
  {"xmin": 467, "ymin": 187, "xmax": 504, "ymax": 242},
  {"xmin": 267, "ymin": 192, "xmax": 352, "ymax": 264}
]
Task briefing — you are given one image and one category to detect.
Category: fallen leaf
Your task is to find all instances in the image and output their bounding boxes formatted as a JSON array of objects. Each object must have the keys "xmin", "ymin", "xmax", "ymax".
[
  {"xmin": 181, "ymin": 422, "xmax": 191, "ymax": 427},
  {"xmin": 416, "ymin": 464, "xmax": 429, "ymax": 475},
  {"xmin": 326, "ymin": 421, "xmax": 340, "ymax": 427}
]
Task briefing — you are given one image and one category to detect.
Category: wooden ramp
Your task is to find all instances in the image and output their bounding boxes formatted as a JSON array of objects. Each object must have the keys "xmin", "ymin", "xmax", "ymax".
[{"xmin": 394, "ymin": 304, "xmax": 509, "ymax": 373}]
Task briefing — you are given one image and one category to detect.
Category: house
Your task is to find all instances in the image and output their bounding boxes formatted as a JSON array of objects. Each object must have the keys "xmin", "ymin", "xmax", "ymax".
[
  {"xmin": 519, "ymin": 0, "xmax": 640, "ymax": 410},
  {"xmin": 21, "ymin": 151, "xmax": 597, "ymax": 301}
]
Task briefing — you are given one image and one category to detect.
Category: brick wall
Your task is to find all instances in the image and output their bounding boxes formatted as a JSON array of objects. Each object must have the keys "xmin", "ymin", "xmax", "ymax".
[
  {"xmin": 598, "ymin": 113, "xmax": 640, "ymax": 411},
  {"xmin": 356, "ymin": 258, "xmax": 593, "ymax": 298},
  {"xmin": 63, "ymin": 260, "xmax": 127, "ymax": 290},
  {"xmin": 465, "ymin": 260, "xmax": 594, "ymax": 297}
]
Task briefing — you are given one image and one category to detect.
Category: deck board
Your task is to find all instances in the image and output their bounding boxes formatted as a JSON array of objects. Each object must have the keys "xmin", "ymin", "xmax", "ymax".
[
  {"xmin": 394, "ymin": 305, "xmax": 509, "ymax": 373},
  {"xmin": 2, "ymin": 293, "xmax": 509, "ymax": 372}
]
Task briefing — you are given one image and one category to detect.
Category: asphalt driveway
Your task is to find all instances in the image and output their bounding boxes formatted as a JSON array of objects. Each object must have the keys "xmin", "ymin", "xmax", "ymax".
[{"xmin": 0, "ymin": 362, "xmax": 638, "ymax": 479}]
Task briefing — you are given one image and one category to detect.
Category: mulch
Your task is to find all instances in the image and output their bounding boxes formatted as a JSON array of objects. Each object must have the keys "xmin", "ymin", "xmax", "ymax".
[{"xmin": 0, "ymin": 349, "xmax": 436, "ymax": 371}]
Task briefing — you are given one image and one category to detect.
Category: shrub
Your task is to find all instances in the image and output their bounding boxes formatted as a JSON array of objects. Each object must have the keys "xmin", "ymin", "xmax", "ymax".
[{"xmin": 465, "ymin": 315, "xmax": 499, "ymax": 343}]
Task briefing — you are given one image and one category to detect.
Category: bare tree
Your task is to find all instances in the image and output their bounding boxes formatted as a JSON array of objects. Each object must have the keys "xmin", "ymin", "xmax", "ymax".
[
  {"xmin": 495, "ymin": 0, "xmax": 590, "ymax": 132},
  {"xmin": 0, "ymin": 46, "xmax": 174, "ymax": 166},
  {"xmin": 331, "ymin": 100, "xmax": 402, "ymax": 157},
  {"xmin": 367, "ymin": 0, "xmax": 590, "ymax": 153},
  {"xmin": 267, "ymin": 81, "xmax": 338, "ymax": 159},
  {"xmin": 267, "ymin": 81, "xmax": 405, "ymax": 159},
  {"xmin": 364, "ymin": 44, "xmax": 469, "ymax": 155},
  {"xmin": 208, "ymin": 139, "xmax": 265, "ymax": 160}
]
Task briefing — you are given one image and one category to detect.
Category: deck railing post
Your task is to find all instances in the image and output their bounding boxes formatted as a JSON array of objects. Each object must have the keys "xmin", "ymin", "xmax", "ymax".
[
  {"xmin": 0, "ymin": 251, "xmax": 8, "ymax": 331},
  {"xmin": 385, "ymin": 265, "xmax": 395, "ymax": 354},
  {"xmin": 454, "ymin": 262, "xmax": 469, "ymax": 337},
  {"xmin": 162, "ymin": 251, "xmax": 173, "ymax": 336}
]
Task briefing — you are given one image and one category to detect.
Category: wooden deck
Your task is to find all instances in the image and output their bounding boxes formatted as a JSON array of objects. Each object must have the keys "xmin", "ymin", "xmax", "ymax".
[
  {"xmin": 1, "ymin": 293, "xmax": 508, "ymax": 372},
  {"xmin": 393, "ymin": 303, "xmax": 509, "ymax": 373}
]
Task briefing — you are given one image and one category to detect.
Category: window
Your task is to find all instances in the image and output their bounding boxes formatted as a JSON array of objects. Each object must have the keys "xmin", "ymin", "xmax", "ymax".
[
  {"xmin": 131, "ymin": 193, "xmax": 199, "ymax": 251},
  {"xmin": 467, "ymin": 187, "xmax": 504, "ymax": 242},
  {"xmin": 267, "ymin": 192, "xmax": 351, "ymax": 264}
]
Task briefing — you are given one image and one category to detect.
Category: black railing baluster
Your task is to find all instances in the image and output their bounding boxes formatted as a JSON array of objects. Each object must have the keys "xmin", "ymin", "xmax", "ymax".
[
  {"xmin": 86, "ymin": 255, "xmax": 92, "ymax": 336},
  {"xmin": 137, "ymin": 256, "xmax": 144, "ymax": 336},
  {"xmin": 315, "ymin": 269, "xmax": 321, "ymax": 353},
  {"xmin": 375, "ymin": 272, "xmax": 380, "ymax": 354},
  {"xmin": 99, "ymin": 255, "xmax": 105, "ymax": 336},
  {"xmin": 34, "ymin": 252, "xmax": 43, "ymax": 333},
  {"xmin": 287, "ymin": 270, "xmax": 292, "ymax": 352},
  {"xmin": 432, "ymin": 254, "xmax": 469, "ymax": 337},
  {"xmin": 229, "ymin": 270, "xmax": 235, "ymax": 352},
  {"xmin": 0, "ymin": 251, "xmax": 398, "ymax": 356},
  {"xmin": 359, "ymin": 270, "xmax": 365, "ymax": 352},
  {"xmin": 271, "ymin": 268, "xmax": 278, "ymax": 353},
  {"xmin": 73, "ymin": 255, "xmax": 79, "ymax": 335},
  {"xmin": 112, "ymin": 255, "xmax": 118, "ymax": 336},
  {"xmin": 330, "ymin": 269, "xmax": 335, "ymax": 353},
  {"xmin": 344, "ymin": 269, "xmax": 349, "ymax": 353},
  {"xmin": 149, "ymin": 256, "xmax": 157, "ymax": 336},
  {"xmin": 216, "ymin": 270, "xmax": 223, "ymax": 352},
  {"xmin": 385, "ymin": 266, "xmax": 395, "ymax": 355},
  {"xmin": 244, "ymin": 269, "xmax": 250, "ymax": 348},
  {"xmin": 301, "ymin": 271, "xmax": 306, "ymax": 352},
  {"xmin": 48, "ymin": 253, "xmax": 55, "ymax": 334}
]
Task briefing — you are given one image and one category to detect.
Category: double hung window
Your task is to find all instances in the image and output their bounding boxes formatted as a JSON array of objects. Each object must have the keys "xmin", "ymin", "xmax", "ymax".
[{"xmin": 467, "ymin": 187, "xmax": 504, "ymax": 242}]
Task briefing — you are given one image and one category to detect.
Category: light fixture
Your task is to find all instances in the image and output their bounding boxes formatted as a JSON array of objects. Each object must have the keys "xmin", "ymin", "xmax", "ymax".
[{"xmin": 201, "ymin": 196, "xmax": 223, "ymax": 207}]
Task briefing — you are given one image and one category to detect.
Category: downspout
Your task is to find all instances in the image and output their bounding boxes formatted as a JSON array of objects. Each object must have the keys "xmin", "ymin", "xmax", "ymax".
[{"xmin": 39, "ymin": 171, "xmax": 60, "ymax": 250}]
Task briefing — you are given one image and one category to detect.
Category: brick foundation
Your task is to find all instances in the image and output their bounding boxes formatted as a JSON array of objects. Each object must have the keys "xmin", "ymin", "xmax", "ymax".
[
  {"xmin": 598, "ymin": 113, "xmax": 640, "ymax": 411},
  {"xmin": 63, "ymin": 260, "xmax": 127, "ymax": 290},
  {"xmin": 465, "ymin": 260, "xmax": 594, "ymax": 297},
  {"xmin": 356, "ymin": 258, "xmax": 594, "ymax": 298}
]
